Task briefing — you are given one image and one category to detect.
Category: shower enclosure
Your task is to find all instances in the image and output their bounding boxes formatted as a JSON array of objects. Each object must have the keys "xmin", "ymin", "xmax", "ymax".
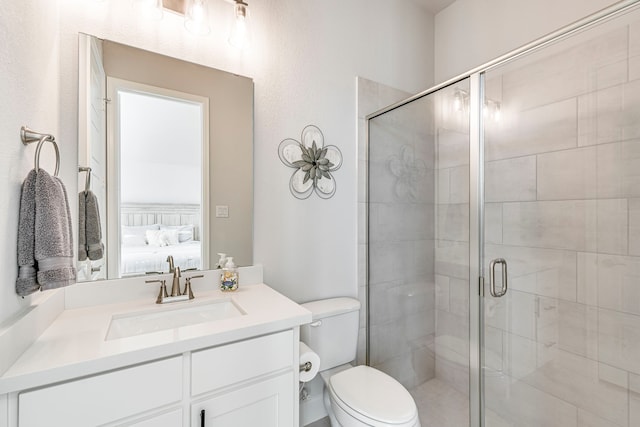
[{"xmin": 367, "ymin": 1, "xmax": 640, "ymax": 426}]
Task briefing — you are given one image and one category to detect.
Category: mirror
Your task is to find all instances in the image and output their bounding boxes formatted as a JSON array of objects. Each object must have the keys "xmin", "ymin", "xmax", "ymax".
[{"xmin": 77, "ymin": 34, "xmax": 254, "ymax": 282}]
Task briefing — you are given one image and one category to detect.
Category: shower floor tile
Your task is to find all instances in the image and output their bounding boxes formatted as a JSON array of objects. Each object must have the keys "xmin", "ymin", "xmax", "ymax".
[{"xmin": 410, "ymin": 378, "xmax": 470, "ymax": 427}]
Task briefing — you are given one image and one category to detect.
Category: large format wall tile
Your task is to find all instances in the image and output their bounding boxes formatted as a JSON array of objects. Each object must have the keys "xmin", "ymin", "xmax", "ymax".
[
  {"xmin": 629, "ymin": 198, "xmax": 640, "ymax": 256},
  {"xmin": 485, "ymin": 244, "xmax": 577, "ymax": 302},
  {"xmin": 598, "ymin": 308, "xmax": 640, "ymax": 375},
  {"xmin": 437, "ymin": 203, "xmax": 469, "ymax": 242},
  {"xmin": 484, "ymin": 290, "xmax": 537, "ymax": 340},
  {"xmin": 435, "ymin": 240, "xmax": 469, "ymax": 280},
  {"xmin": 485, "ymin": 203, "xmax": 503, "ymax": 244},
  {"xmin": 503, "ymin": 200, "xmax": 597, "ymax": 251},
  {"xmin": 536, "ymin": 298, "xmax": 599, "ymax": 360},
  {"xmin": 500, "ymin": 26, "xmax": 627, "ymax": 111},
  {"xmin": 594, "ymin": 254, "xmax": 640, "ymax": 316},
  {"xmin": 629, "ymin": 373, "xmax": 640, "ymax": 427},
  {"xmin": 485, "ymin": 156, "xmax": 536, "ymax": 202},
  {"xmin": 596, "ymin": 139, "xmax": 640, "ymax": 199},
  {"xmin": 522, "ymin": 349, "xmax": 628, "ymax": 426},
  {"xmin": 369, "ymin": 201, "xmax": 434, "ymax": 243},
  {"xmin": 596, "ymin": 199, "xmax": 628, "ymax": 255},
  {"xmin": 537, "ymin": 147, "xmax": 597, "ymax": 201},
  {"xmin": 486, "ymin": 98, "xmax": 578, "ymax": 161},
  {"xmin": 577, "ymin": 252, "xmax": 599, "ymax": 306},
  {"xmin": 580, "ymin": 81, "xmax": 640, "ymax": 147},
  {"xmin": 437, "ymin": 128, "xmax": 469, "ymax": 169}
]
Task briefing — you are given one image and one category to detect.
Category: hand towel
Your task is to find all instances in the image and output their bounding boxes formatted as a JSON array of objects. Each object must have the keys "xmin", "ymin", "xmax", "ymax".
[
  {"xmin": 78, "ymin": 192, "xmax": 87, "ymax": 261},
  {"xmin": 84, "ymin": 190, "xmax": 104, "ymax": 261},
  {"xmin": 16, "ymin": 170, "xmax": 39, "ymax": 297},
  {"xmin": 34, "ymin": 169, "xmax": 76, "ymax": 291}
]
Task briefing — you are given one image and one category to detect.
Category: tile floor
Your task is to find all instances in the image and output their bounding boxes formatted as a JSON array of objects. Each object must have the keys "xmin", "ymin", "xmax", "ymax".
[
  {"xmin": 306, "ymin": 378, "xmax": 470, "ymax": 427},
  {"xmin": 410, "ymin": 378, "xmax": 469, "ymax": 426}
]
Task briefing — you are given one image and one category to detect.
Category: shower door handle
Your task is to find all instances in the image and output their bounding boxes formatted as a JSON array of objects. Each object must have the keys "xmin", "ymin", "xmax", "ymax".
[{"xmin": 489, "ymin": 258, "xmax": 508, "ymax": 297}]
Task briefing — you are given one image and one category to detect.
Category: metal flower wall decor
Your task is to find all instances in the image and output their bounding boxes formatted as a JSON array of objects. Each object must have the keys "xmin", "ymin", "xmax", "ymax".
[{"xmin": 278, "ymin": 125, "xmax": 343, "ymax": 199}]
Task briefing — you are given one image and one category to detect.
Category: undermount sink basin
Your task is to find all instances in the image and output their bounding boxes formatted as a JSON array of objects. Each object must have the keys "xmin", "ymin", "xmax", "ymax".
[{"xmin": 105, "ymin": 299, "xmax": 244, "ymax": 340}]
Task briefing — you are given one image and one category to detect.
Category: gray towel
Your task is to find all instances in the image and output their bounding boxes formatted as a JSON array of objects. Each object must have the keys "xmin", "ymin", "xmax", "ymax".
[
  {"xmin": 78, "ymin": 192, "xmax": 87, "ymax": 261},
  {"xmin": 78, "ymin": 190, "xmax": 103, "ymax": 261},
  {"xmin": 16, "ymin": 170, "xmax": 39, "ymax": 296},
  {"xmin": 35, "ymin": 170, "xmax": 76, "ymax": 290},
  {"xmin": 16, "ymin": 169, "xmax": 76, "ymax": 296}
]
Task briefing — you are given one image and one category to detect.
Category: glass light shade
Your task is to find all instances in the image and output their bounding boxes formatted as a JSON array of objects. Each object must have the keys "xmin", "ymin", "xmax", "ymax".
[
  {"xmin": 185, "ymin": 0, "xmax": 211, "ymax": 36},
  {"xmin": 131, "ymin": 0, "xmax": 163, "ymax": 20},
  {"xmin": 229, "ymin": 2, "xmax": 252, "ymax": 49}
]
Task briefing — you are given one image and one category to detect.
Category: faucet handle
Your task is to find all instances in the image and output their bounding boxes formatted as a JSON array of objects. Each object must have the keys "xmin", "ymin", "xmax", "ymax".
[
  {"xmin": 146, "ymin": 279, "xmax": 168, "ymax": 304},
  {"xmin": 183, "ymin": 275, "xmax": 204, "ymax": 299}
]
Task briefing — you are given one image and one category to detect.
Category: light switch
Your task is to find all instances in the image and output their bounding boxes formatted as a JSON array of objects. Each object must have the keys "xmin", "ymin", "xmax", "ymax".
[{"xmin": 216, "ymin": 205, "xmax": 229, "ymax": 218}]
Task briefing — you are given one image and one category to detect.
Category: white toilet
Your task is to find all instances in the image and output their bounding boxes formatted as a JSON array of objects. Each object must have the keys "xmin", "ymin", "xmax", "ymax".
[{"xmin": 300, "ymin": 297, "xmax": 421, "ymax": 427}]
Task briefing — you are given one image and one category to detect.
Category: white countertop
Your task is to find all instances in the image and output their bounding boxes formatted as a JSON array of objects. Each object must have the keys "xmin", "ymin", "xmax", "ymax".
[{"xmin": 0, "ymin": 283, "xmax": 311, "ymax": 394}]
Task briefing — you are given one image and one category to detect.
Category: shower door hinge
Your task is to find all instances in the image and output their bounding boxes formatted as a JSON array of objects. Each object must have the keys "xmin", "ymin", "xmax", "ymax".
[{"xmin": 479, "ymin": 276, "xmax": 485, "ymax": 297}]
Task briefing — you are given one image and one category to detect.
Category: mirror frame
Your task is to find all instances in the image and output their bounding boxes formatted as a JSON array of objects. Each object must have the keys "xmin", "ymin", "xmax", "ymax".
[{"xmin": 77, "ymin": 33, "xmax": 254, "ymax": 281}]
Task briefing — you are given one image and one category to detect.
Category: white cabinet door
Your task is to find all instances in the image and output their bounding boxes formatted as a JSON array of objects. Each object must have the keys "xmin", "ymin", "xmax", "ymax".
[{"xmin": 193, "ymin": 372, "xmax": 294, "ymax": 427}]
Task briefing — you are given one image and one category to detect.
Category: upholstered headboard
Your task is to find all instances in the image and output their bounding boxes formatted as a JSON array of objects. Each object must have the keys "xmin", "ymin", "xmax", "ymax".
[{"xmin": 120, "ymin": 203, "xmax": 201, "ymax": 240}]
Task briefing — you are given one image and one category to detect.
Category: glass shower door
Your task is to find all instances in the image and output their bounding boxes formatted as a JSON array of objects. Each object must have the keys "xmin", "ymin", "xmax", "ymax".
[
  {"xmin": 481, "ymin": 6, "xmax": 640, "ymax": 426},
  {"xmin": 367, "ymin": 79, "xmax": 471, "ymax": 426}
]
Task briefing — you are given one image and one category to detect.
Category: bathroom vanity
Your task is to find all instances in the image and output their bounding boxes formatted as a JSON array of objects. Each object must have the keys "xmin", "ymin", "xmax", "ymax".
[{"xmin": 0, "ymin": 267, "xmax": 311, "ymax": 426}]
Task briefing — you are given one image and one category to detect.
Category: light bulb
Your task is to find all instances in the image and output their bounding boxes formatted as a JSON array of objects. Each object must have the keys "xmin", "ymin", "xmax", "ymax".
[
  {"xmin": 132, "ymin": 0, "xmax": 163, "ymax": 20},
  {"xmin": 229, "ymin": 1, "xmax": 252, "ymax": 50},
  {"xmin": 185, "ymin": 0, "xmax": 211, "ymax": 36}
]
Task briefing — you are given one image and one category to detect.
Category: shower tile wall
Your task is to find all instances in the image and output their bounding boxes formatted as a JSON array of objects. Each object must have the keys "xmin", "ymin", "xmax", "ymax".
[
  {"xmin": 367, "ymin": 90, "xmax": 437, "ymax": 389},
  {"xmin": 480, "ymin": 18, "xmax": 640, "ymax": 427}
]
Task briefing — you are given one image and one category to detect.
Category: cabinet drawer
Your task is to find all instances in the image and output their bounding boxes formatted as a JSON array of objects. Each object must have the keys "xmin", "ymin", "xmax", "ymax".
[
  {"xmin": 191, "ymin": 330, "xmax": 293, "ymax": 396},
  {"xmin": 18, "ymin": 356, "xmax": 182, "ymax": 427}
]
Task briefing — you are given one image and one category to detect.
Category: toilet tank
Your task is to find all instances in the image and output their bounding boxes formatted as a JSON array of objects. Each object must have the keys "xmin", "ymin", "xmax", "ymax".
[{"xmin": 300, "ymin": 297, "xmax": 361, "ymax": 371}]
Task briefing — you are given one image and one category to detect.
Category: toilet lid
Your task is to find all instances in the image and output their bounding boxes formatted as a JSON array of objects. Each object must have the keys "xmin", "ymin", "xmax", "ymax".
[{"xmin": 328, "ymin": 365, "xmax": 417, "ymax": 424}]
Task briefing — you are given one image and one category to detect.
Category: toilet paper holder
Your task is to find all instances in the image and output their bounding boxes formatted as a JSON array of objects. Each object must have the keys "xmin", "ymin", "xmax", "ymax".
[{"xmin": 300, "ymin": 361, "xmax": 313, "ymax": 372}]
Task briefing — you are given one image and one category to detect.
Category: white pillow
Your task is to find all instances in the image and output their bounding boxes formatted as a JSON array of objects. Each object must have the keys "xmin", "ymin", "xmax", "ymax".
[
  {"xmin": 160, "ymin": 225, "xmax": 194, "ymax": 243},
  {"xmin": 146, "ymin": 229, "xmax": 165, "ymax": 247},
  {"xmin": 146, "ymin": 229, "xmax": 180, "ymax": 246},
  {"xmin": 122, "ymin": 224, "xmax": 160, "ymax": 246},
  {"xmin": 163, "ymin": 229, "xmax": 180, "ymax": 246}
]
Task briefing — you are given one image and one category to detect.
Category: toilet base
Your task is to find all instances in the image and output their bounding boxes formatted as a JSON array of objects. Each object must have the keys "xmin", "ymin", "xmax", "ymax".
[{"xmin": 321, "ymin": 372, "xmax": 421, "ymax": 427}]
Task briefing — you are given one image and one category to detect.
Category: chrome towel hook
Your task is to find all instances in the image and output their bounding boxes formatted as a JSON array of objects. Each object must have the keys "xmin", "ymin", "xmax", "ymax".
[{"xmin": 21, "ymin": 126, "xmax": 60, "ymax": 177}]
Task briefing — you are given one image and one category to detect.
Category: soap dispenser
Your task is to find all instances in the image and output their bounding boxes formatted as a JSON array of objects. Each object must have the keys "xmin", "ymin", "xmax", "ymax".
[
  {"xmin": 220, "ymin": 257, "xmax": 238, "ymax": 291},
  {"xmin": 216, "ymin": 253, "xmax": 227, "ymax": 269}
]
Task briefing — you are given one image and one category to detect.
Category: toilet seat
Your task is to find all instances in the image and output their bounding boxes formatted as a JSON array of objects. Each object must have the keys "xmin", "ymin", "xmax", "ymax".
[{"xmin": 327, "ymin": 365, "xmax": 419, "ymax": 427}]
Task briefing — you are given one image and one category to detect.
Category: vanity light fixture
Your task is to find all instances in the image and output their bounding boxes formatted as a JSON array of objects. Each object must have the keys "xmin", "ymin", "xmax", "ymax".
[
  {"xmin": 184, "ymin": 0, "xmax": 211, "ymax": 36},
  {"xmin": 452, "ymin": 88, "xmax": 501, "ymax": 122},
  {"xmin": 129, "ymin": 0, "xmax": 252, "ymax": 49},
  {"xmin": 131, "ymin": 0, "xmax": 164, "ymax": 20},
  {"xmin": 229, "ymin": 0, "xmax": 252, "ymax": 50}
]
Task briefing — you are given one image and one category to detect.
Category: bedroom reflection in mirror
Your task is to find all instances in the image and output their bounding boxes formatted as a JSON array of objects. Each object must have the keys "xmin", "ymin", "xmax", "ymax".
[{"xmin": 107, "ymin": 78, "xmax": 209, "ymax": 278}]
